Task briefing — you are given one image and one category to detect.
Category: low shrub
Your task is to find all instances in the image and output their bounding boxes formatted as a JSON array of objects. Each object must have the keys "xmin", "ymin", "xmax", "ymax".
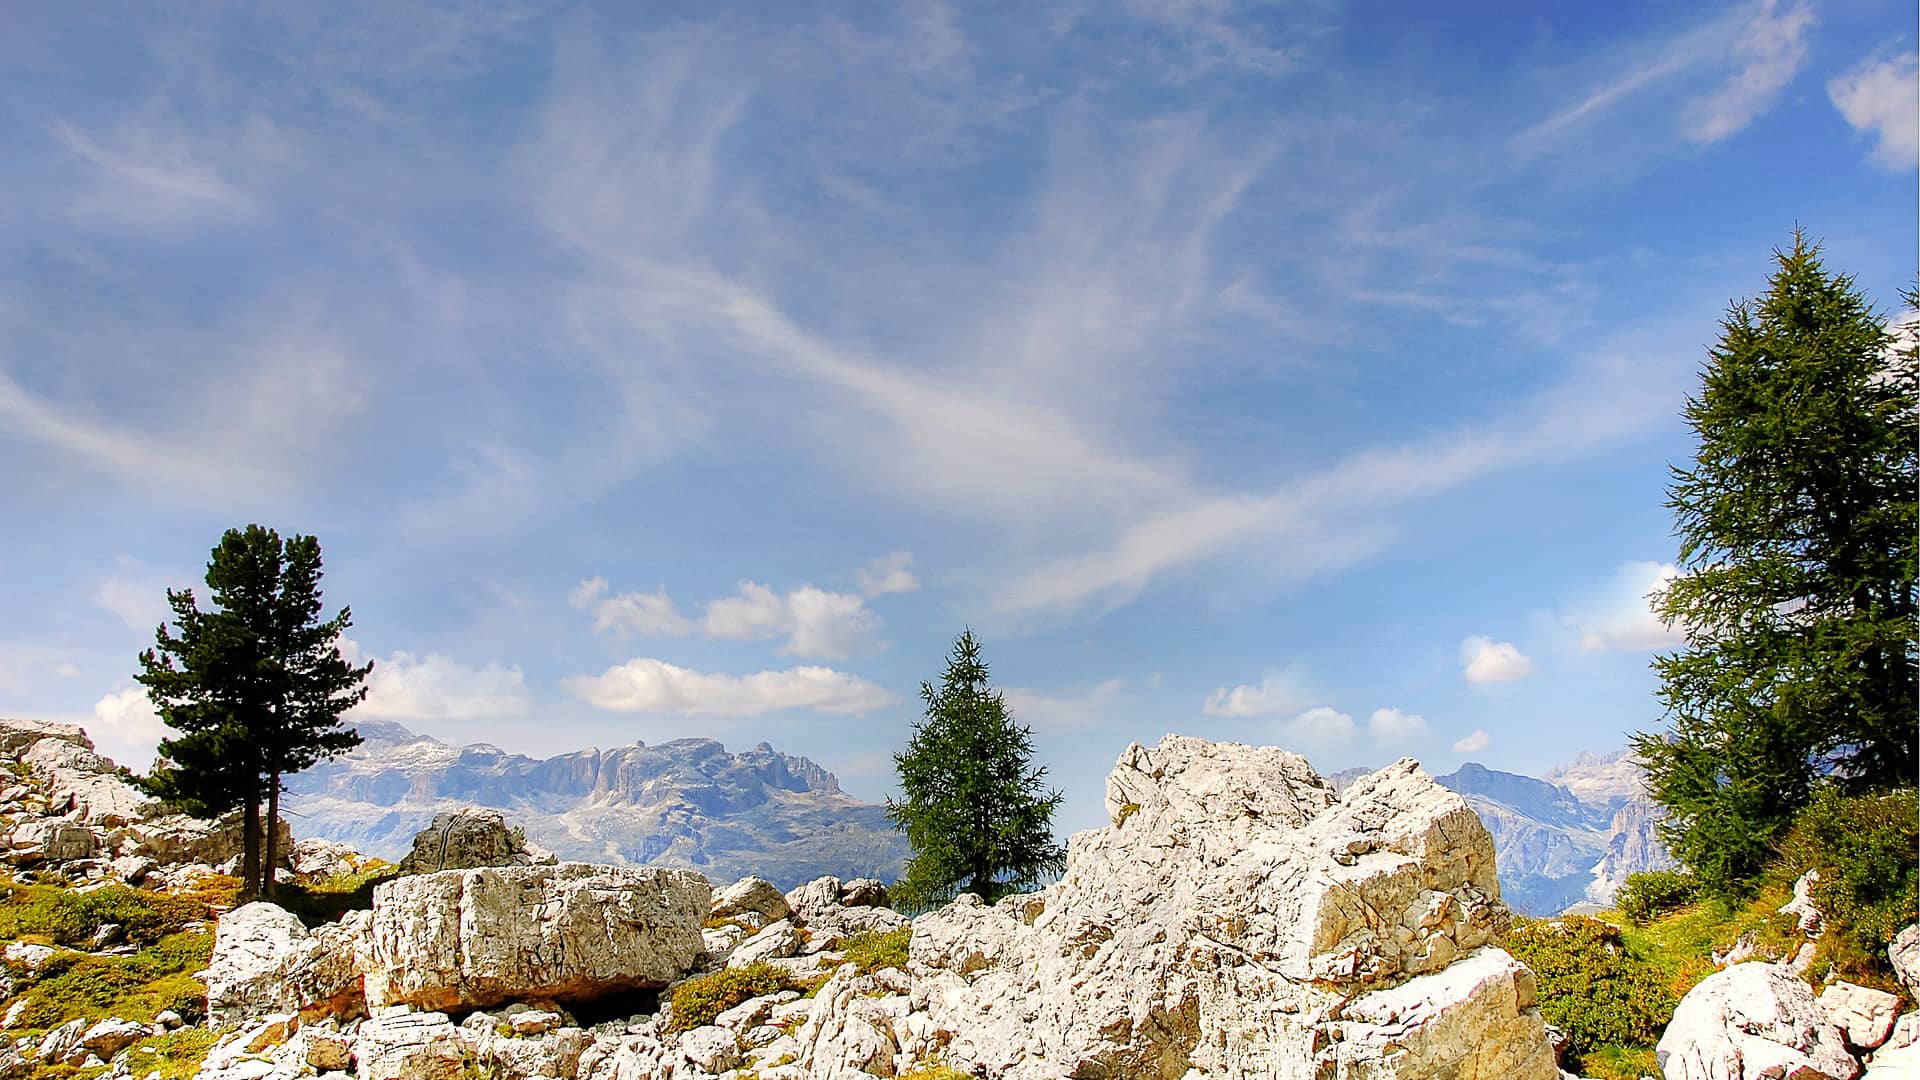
[
  {"xmin": 1616, "ymin": 869, "xmax": 1700, "ymax": 926},
  {"xmin": 666, "ymin": 962, "xmax": 800, "ymax": 1032},
  {"xmin": 1506, "ymin": 916, "xmax": 1674, "ymax": 1074},
  {"xmin": 842, "ymin": 928, "xmax": 911, "ymax": 974},
  {"xmin": 1773, "ymin": 787, "xmax": 1918, "ymax": 961}
]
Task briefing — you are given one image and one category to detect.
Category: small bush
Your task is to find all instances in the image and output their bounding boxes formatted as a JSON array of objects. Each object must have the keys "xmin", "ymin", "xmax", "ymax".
[
  {"xmin": 1773, "ymin": 787, "xmax": 1918, "ymax": 960},
  {"xmin": 1616, "ymin": 869, "xmax": 1700, "ymax": 926},
  {"xmin": 1506, "ymin": 916, "xmax": 1675, "ymax": 1071},
  {"xmin": 842, "ymin": 928, "xmax": 911, "ymax": 974},
  {"xmin": 666, "ymin": 962, "xmax": 800, "ymax": 1032}
]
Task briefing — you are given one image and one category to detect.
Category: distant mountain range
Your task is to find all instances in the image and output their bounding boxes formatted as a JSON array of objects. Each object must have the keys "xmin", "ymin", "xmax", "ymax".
[
  {"xmin": 282, "ymin": 721, "xmax": 911, "ymax": 891},
  {"xmin": 284, "ymin": 722, "xmax": 1671, "ymax": 911}
]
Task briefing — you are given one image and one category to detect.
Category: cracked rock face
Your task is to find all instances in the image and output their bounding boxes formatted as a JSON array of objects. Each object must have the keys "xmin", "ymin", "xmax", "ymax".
[
  {"xmin": 804, "ymin": 735, "xmax": 1558, "ymax": 1080},
  {"xmin": 362, "ymin": 862, "xmax": 711, "ymax": 1011},
  {"xmin": 1656, "ymin": 962, "xmax": 1862, "ymax": 1080}
]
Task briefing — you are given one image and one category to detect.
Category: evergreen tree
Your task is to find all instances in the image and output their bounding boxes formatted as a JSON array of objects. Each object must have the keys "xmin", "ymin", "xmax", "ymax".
[
  {"xmin": 1632, "ymin": 235, "xmax": 1918, "ymax": 895},
  {"xmin": 137, "ymin": 526, "xmax": 371, "ymax": 900},
  {"xmin": 887, "ymin": 630, "xmax": 1065, "ymax": 909}
]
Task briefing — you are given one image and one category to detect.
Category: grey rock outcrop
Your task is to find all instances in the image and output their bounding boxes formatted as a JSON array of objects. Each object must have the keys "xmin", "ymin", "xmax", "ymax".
[
  {"xmin": 794, "ymin": 736, "xmax": 1557, "ymax": 1079},
  {"xmin": 396, "ymin": 807, "xmax": 551, "ymax": 874},
  {"xmin": 204, "ymin": 902, "xmax": 367, "ymax": 1031},
  {"xmin": 1890, "ymin": 925, "xmax": 1920, "ymax": 999},
  {"xmin": 1656, "ymin": 961, "xmax": 1861, "ymax": 1080},
  {"xmin": 363, "ymin": 862, "xmax": 710, "ymax": 1011}
]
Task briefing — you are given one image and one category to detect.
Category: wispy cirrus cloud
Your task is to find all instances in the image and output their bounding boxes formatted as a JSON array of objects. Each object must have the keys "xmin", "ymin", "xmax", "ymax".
[{"xmin": 1828, "ymin": 48, "xmax": 1919, "ymax": 170}]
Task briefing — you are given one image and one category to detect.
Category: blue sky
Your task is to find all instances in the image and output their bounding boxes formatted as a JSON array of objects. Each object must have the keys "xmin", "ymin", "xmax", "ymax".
[{"xmin": 2, "ymin": 1, "xmax": 1914, "ymax": 836}]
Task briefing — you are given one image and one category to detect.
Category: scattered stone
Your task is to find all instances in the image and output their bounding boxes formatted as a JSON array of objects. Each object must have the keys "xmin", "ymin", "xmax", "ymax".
[
  {"xmin": 304, "ymin": 1028, "xmax": 354, "ymax": 1071},
  {"xmin": 153, "ymin": 1009, "xmax": 184, "ymax": 1030},
  {"xmin": 78, "ymin": 1017, "xmax": 147, "ymax": 1059},
  {"xmin": 1824, "ymin": 981, "xmax": 1902, "ymax": 1054},
  {"xmin": 729, "ymin": 919, "xmax": 803, "ymax": 968},
  {"xmin": 35, "ymin": 1017, "xmax": 86, "ymax": 1064},
  {"xmin": 679, "ymin": 1024, "xmax": 742, "ymax": 1073},
  {"xmin": 508, "ymin": 1009, "xmax": 564, "ymax": 1036},
  {"xmin": 1657, "ymin": 962, "xmax": 1860, "ymax": 1080},
  {"xmin": 1891, "ymin": 925, "xmax": 1920, "ymax": 1000},
  {"xmin": 351, "ymin": 1010, "xmax": 472, "ymax": 1080},
  {"xmin": 1779, "ymin": 869, "xmax": 1825, "ymax": 937}
]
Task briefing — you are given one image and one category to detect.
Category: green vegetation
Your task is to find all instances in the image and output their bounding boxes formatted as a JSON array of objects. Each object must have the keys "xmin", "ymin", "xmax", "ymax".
[
  {"xmin": 125, "ymin": 1028, "xmax": 218, "ymax": 1079},
  {"xmin": 9, "ymin": 931, "xmax": 212, "ymax": 1029},
  {"xmin": 1615, "ymin": 869, "xmax": 1700, "ymax": 926},
  {"xmin": 888, "ymin": 630, "xmax": 1065, "ymax": 910},
  {"xmin": 897, "ymin": 1065, "xmax": 971, "ymax": 1080},
  {"xmin": 841, "ymin": 928, "xmax": 911, "ymax": 974},
  {"xmin": 1634, "ymin": 237, "xmax": 1917, "ymax": 896},
  {"xmin": 0, "ymin": 883, "xmax": 209, "ymax": 950},
  {"xmin": 1505, "ymin": 916, "xmax": 1674, "ymax": 1078},
  {"xmin": 666, "ymin": 962, "xmax": 802, "ymax": 1032},
  {"xmin": 1773, "ymin": 787, "xmax": 1919, "ymax": 961},
  {"xmin": 137, "ymin": 525, "xmax": 372, "ymax": 901}
]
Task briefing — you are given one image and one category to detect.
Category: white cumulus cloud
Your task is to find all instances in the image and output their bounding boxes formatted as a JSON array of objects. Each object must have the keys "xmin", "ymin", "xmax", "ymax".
[
  {"xmin": 1369, "ymin": 707, "xmax": 1430, "ymax": 741},
  {"xmin": 563, "ymin": 658, "xmax": 894, "ymax": 716},
  {"xmin": 1566, "ymin": 561, "xmax": 1682, "ymax": 652},
  {"xmin": 1286, "ymin": 706, "xmax": 1357, "ymax": 741},
  {"xmin": 88, "ymin": 687, "xmax": 169, "ymax": 770},
  {"xmin": 1460, "ymin": 636, "xmax": 1534, "ymax": 684},
  {"xmin": 856, "ymin": 552, "xmax": 920, "ymax": 596},
  {"xmin": 1828, "ymin": 49, "xmax": 1919, "ymax": 170},
  {"xmin": 354, "ymin": 647, "xmax": 535, "ymax": 721},
  {"xmin": 704, "ymin": 582, "xmax": 881, "ymax": 659},
  {"xmin": 570, "ymin": 576, "xmax": 695, "ymax": 637},
  {"xmin": 1202, "ymin": 669, "xmax": 1312, "ymax": 717},
  {"xmin": 1452, "ymin": 728, "xmax": 1491, "ymax": 754}
]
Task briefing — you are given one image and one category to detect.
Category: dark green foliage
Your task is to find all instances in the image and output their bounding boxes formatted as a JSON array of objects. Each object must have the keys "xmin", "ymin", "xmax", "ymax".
[
  {"xmin": 275, "ymin": 863, "xmax": 401, "ymax": 928},
  {"xmin": 137, "ymin": 526, "xmax": 371, "ymax": 900},
  {"xmin": 841, "ymin": 927, "xmax": 911, "ymax": 974},
  {"xmin": 1506, "ymin": 916, "xmax": 1676, "ymax": 1069},
  {"xmin": 1616, "ymin": 870, "xmax": 1701, "ymax": 926},
  {"xmin": 1634, "ymin": 238, "xmax": 1919, "ymax": 895},
  {"xmin": 0, "ymin": 883, "xmax": 209, "ymax": 950},
  {"xmin": 667, "ymin": 962, "xmax": 800, "ymax": 1032},
  {"xmin": 1773, "ymin": 786, "xmax": 1919, "ymax": 959},
  {"xmin": 887, "ymin": 631, "xmax": 1065, "ymax": 910}
]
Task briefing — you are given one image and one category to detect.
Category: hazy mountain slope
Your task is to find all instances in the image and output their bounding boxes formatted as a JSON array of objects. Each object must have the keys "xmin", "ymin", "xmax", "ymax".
[{"xmin": 281, "ymin": 721, "xmax": 910, "ymax": 890}]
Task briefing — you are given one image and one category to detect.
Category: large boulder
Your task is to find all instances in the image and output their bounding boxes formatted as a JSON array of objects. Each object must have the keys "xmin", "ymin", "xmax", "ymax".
[
  {"xmin": 397, "ymin": 807, "xmax": 550, "ymax": 874},
  {"xmin": 1890, "ymin": 925, "xmax": 1920, "ymax": 1000},
  {"xmin": 203, "ymin": 902, "xmax": 367, "ymax": 1031},
  {"xmin": 800, "ymin": 736, "xmax": 1555, "ymax": 1080},
  {"xmin": 17, "ymin": 731, "xmax": 159, "ymax": 825},
  {"xmin": 118, "ymin": 811, "xmax": 289, "ymax": 869},
  {"xmin": 1656, "ymin": 962, "xmax": 1861, "ymax": 1080},
  {"xmin": 362, "ymin": 862, "xmax": 710, "ymax": 1011}
]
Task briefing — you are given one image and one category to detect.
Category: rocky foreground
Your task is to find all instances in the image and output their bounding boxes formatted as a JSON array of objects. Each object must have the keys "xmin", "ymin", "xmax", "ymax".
[{"xmin": 0, "ymin": 717, "xmax": 1910, "ymax": 1079}]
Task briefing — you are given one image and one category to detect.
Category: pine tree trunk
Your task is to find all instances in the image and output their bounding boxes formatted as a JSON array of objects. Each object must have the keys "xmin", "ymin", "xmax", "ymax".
[
  {"xmin": 241, "ymin": 789, "xmax": 262, "ymax": 902},
  {"xmin": 262, "ymin": 773, "xmax": 281, "ymax": 899}
]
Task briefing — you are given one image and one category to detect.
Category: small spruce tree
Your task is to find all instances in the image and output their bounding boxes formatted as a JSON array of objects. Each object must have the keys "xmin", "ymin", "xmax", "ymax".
[
  {"xmin": 888, "ymin": 630, "xmax": 1065, "ymax": 909},
  {"xmin": 1632, "ymin": 235, "xmax": 1918, "ymax": 895}
]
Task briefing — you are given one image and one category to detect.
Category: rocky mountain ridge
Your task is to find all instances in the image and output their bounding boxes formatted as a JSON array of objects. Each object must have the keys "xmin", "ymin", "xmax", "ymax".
[{"xmin": 282, "ymin": 721, "xmax": 910, "ymax": 891}]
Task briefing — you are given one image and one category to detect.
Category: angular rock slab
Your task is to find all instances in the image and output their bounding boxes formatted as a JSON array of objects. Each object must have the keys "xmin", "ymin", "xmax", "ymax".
[
  {"xmin": 204, "ymin": 902, "xmax": 367, "ymax": 1031},
  {"xmin": 363, "ymin": 862, "xmax": 710, "ymax": 1011},
  {"xmin": 1657, "ymin": 962, "xmax": 1861, "ymax": 1080}
]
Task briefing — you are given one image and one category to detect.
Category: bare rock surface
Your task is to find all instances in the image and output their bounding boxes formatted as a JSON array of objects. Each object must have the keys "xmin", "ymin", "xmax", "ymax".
[
  {"xmin": 1890, "ymin": 925, "xmax": 1920, "ymax": 1000},
  {"xmin": 397, "ymin": 806, "xmax": 553, "ymax": 874},
  {"xmin": 363, "ymin": 862, "xmax": 710, "ymax": 1010},
  {"xmin": 1823, "ymin": 981, "xmax": 1902, "ymax": 1054},
  {"xmin": 799, "ymin": 735, "xmax": 1557, "ymax": 1080},
  {"xmin": 1656, "ymin": 961, "xmax": 1861, "ymax": 1080},
  {"xmin": 204, "ymin": 901, "xmax": 366, "ymax": 1031}
]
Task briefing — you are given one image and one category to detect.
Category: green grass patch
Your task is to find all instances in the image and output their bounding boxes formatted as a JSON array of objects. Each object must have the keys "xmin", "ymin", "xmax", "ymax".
[
  {"xmin": 841, "ymin": 928, "xmax": 911, "ymax": 974},
  {"xmin": 9, "ymin": 930, "xmax": 213, "ymax": 1029},
  {"xmin": 666, "ymin": 962, "xmax": 801, "ymax": 1032},
  {"xmin": 1506, "ymin": 916, "xmax": 1674, "ymax": 1076},
  {"xmin": 897, "ymin": 1065, "xmax": 971, "ymax": 1080},
  {"xmin": 0, "ymin": 884, "xmax": 211, "ymax": 951},
  {"xmin": 125, "ymin": 1027, "xmax": 218, "ymax": 1079}
]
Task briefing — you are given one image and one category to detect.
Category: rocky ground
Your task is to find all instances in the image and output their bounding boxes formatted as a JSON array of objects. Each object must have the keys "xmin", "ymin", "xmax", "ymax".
[{"xmin": 0, "ymin": 717, "xmax": 1908, "ymax": 1080}]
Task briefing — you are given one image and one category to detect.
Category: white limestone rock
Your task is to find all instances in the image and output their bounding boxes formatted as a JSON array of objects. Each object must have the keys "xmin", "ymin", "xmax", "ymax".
[
  {"xmin": 679, "ymin": 1024, "xmax": 742, "ymax": 1073},
  {"xmin": 16, "ymin": 731, "xmax": 159, "ymax": 826},
  {"xmin": 728, "ymin": 919, "xmax": 802, "ymax": 968},
  {"xmin": 1780, "ymin": 869, "xmax": 1825, "ymax": 937},
  {"xmin": 1656, "ymin": 962, "xmax": 1861, "ymax": 1080},
  {"xmin": 1824, "ymin": 981, "xmax": 1902, "ymax": 1053},
  {"xmin": 397, "ymin": 807, "xmax": 549, "ymax": 874},
  {"xmin": 1890, "ymin": 925, "xmax": 1920, "ymax": 1000},
  {"xmin": 362, "ymin": 862, "xmax": 710, "ymax": 1011},
  {"xmin": 797, "ymin": 736, "xmax": 1553, "ymax": 1080},
  {"xmin": 711, "ymin": 876, "xmax": 791, "ymax": 925},
  {"xmin": 351, "ymin": 1010, "xmax": 474, "ymax": 1080},
  {"xmin": 204, "ymin": 902, "xmax": 367, "ymax": 1031},
  {"xmin": 78, "ymin": 1017, "xmax": 147, "ymax": 1058}
]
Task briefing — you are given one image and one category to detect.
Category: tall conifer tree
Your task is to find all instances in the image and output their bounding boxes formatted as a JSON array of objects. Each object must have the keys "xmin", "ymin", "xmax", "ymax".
[
  {"xmin": 138, "ymin": 526, "xmax": 371, "ymax": 900},
  {"xmin": 1633, "ymin": 236, "xmax": 1918, "ymax": 894},
  {"xmin": 888, "ymin": 630, "xmax": 1065, "ymax": 909}
]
